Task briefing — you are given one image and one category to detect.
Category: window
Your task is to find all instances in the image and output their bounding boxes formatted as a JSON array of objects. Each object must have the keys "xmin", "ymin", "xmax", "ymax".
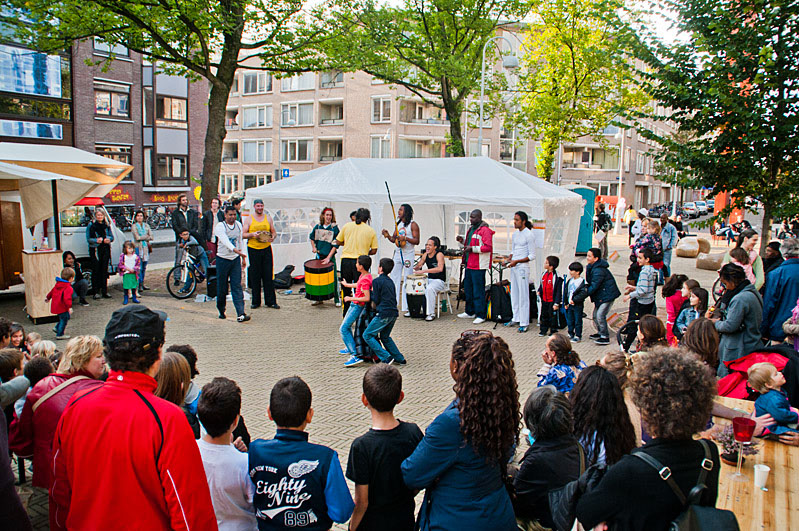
[
  {"xmin": 143, "ymin": 148, "xmax": 153, "ymax": 186},
  {"xmin": 398, "ymin": 139, "xmax": 444, "ymax": 158},
  {"xmin": 156, "ymin": 155, "xmax": 187, "ymax": 182},
  {"xmin": 372, "ymin": 97, "xmax": 391, "ymax": 123},
  {"xmin": 242, "ymin": 140, "xmax": 272, "ymax": 163},
  {"xmin": 371, "ymin": 136, "xmax": 391, "ymax": 158},
  {"xmin": 142, "ymin": 87, "xmax": 153, "ymax": 125},
  {"xmin": 225, "ymin": 108, "xmax": 239, "ymax": 129},
  {"xmin": 0, "ymin": 44, "xmax": 63, "ymax": 97},
  {"xmin": 499, "ymin": 126, "xmax": 526, "ymax": 170},
  {"xmin": 94, "ymin": 81, "xmax": 129, "ymax": 117},
  {"xmin": 281, "ymin": 103, "xmax": 313, "ymax": 126},
  {"xmin": 156, "ymin": 96, "xmax": 187, "ymax": 128},
  {"xmin": 319, "ymin": 102, "xmax": 343, "ymax": 125},
  {"xmin": 243, "ymin": 174, "xmax": 268, "ymax": 189},
  {"xmin": 627, "ymin": 127, "xmax": 632, "ymax": 138},
  {"xmin": 231, "ymin": 76, "xmax": 239, "ymax": 94},
  {"xmin": 96, "ymin": 144, "xmax": 132, "ymax": 166},
  {"xmin": 624, "ymin": 147, "xmax": 631, "ymax": 172},
  {"xmin": 241, "ymin": 105, "xmax": 271, "ymax": 129},
  {"xmin": 222, "ymin": 142, "xmax": 239, "ymax": 163},
  {"xmin": 468, "ymin": 139, "xmax": 490, "ymax": 157},
  {"xmin": 319, "ymin": 139, "xmax": 343, "ymax": 162},
  {"xmin": 587, "ymin": 182, "xmax": 619, "ymax": 197},
  {"xmin": 636, "ymin": 152, "xmax": 645, "ymax": 173},
  {"xmin": 242, "ymin": 72, "xmax": 271, "ymax": 94},
  {"xmin": 219, "ymin": 174, "xmax": 238, "ymax": 196},
  {"xmin": 562, "ymin": 147, "xmax": 618, "ymax": 170},
  {"xmin": 281, "ymin": 72, "xmax": 315, "ymax": 92},
  {"xmin": 0, "ymin": 119, "xmax": 62, "ymax": 140},
  {"xmin": 320, "ymin": 71, "xmax": 344, "ymax": 88},
  {"xmin": 281, "ymin": 139, "xmax": 312, "ymax": 162},
  {"xmin": 93, "ymin": 38, "xmax": 129, "ymax": 56}
]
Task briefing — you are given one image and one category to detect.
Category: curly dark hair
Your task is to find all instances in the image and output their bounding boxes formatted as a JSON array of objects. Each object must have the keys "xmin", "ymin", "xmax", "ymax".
[
  {"xmin": 548, "ymin": 333, "xmax": 581, "ymax": 367},
  {"xmin": 570, "ymin": 365, "xmax": 636, "ymax": 466},
  {"xmin": 629, "ymin": 347, "xmax": 716, "ymax": 439},
  {"xmin": 638, "ymin": 315, "xmax": 668, "ymax": 352},
  {"xmin": 681, "ymin": 318, "xmax": 719, "ymax": 370},
  {"xmin": 104, "ymin": 339, "xmax": 163, "ymax": 373},
  {"xmin": 453, "ymin": 334, "xmax": 520, "ymax": 464}
]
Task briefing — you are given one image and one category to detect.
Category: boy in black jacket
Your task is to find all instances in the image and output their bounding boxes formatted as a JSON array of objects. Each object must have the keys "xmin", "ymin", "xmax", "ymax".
[
  {"xmin": 563, "ymin": 262, "xmax": 587, "ymax": 342},
  {"xmin": 538, "ymin": 256, "xmax": 564, "ymax": 336}
]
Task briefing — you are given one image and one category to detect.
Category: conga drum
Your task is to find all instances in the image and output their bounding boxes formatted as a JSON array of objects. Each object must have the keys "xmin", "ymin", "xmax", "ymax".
[
  {"xmin": 404, "ymin": 274, "xmax": 427, "ymax": 318},
  {"xmin": 304, "ymin": 259, "xmax": 335, "ymax": 301}
]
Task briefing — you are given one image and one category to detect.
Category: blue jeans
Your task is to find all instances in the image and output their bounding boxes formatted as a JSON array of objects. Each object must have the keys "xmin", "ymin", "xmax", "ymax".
[
  {"xmin": 55, "ymin": 312, "xmax": 70, "ymax": 336},
  {"xmin": 565, "ymin": 305, "xmax": 583, "ymax": 338},
  {"xmin": 340, "ymin": 303, "xmax": 364, "ymax": 355},
  {"xmin": 661, "ymin": 249, "xmax": 673, "ymax": 282},
  {"xmin": 196, "ymin": 249, "xmax": 210, "ymax": 274},
  {"xmin": 216, "ymin": 255, "xmax": 245, "ymax": 317},
  {"xmin": 593, "ymin": 300, "xmax": 613, "ymax": 338},
  {"xmin": 464, "ymin": 268, "xmax": 487, "ymax": 318},
  {"xmin": 363, "ymin": 315, "xmax": 405, "ymax": 363}
]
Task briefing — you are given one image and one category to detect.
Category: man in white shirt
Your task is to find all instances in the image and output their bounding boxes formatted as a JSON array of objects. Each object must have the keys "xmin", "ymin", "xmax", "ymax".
[
  {"xmin": 503, "ymin": 212, "xmax": 538, "ymax": 333},
  {"xmin": 196, "ymin": 377, "xmax": 256, "ymax": 531},
  {"xmin": 213, "ymin": 205, "xmax": 250, "ymax": 322}
]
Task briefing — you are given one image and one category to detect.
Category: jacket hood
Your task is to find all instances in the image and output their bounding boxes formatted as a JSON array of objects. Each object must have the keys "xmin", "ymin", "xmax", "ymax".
[
  {"xmin": 592, "ymin": 259, "xmax": 610, "ymax": 269},
  {"xmin": 55, "ymin": 277, "xmax": 69, "ymax": 283}
]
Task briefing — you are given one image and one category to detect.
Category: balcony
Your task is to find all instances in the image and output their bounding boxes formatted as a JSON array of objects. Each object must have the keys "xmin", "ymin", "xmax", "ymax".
[
  {"xmin": 320, "ymin": 71, "xmax": 344, "ymax": 88},
  {"xmin": 319, "ymin": 101, "xmax": 344, "ymax": 126},
  {"xmin": 319, "ymin": 139, "xmax": 343, "ymax": 163},
  {"xmin": 225, "ymin": 109, "xmax": 239, "ymax": 130},
  {"xmin": 399, "ymin": 101, "xmax": 449, "ymax": 126}
]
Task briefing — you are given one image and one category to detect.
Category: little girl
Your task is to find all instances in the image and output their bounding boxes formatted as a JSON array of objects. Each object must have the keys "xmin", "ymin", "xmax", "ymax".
[
  {"xmin": 662, "ymin": 274, "xmax": 688, "ymax": 346},
  {"xmin": 674, "ymin": 287, "xmax": 709, "ymax": 341},
  {"xmin": 537, "ymin": 333, "xmax": 587, "ymax": 394},
  {"xmin": 729, "ymin": 247, "xmax": 757, "ymax": 285},
  {"xmin": 749, "ymin": 362, "xmax": 798, "ymax": 435},
  {"xmin": 118, "ymin": 241, "xmax": 141, "ymax": 305}
]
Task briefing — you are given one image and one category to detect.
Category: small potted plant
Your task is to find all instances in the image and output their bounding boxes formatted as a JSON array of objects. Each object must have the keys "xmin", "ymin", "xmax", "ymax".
[{"xmin": 712, "ymin": 424, "xmax": 760, "ymax": 466}]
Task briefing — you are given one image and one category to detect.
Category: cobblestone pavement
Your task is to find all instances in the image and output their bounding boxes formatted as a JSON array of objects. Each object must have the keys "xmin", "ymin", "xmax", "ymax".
[{"xmin": 7, "ymin": 233, "xmax": 727, "ymax": 529}]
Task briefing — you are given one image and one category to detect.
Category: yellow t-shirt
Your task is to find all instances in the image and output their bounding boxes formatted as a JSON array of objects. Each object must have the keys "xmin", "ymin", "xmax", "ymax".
[
  {"xmin": 247, "ymin": 216, "xmax": 272, "ymax": 249},
  {"xmin": 336, "ymin": 221, "xmax": 378, "ymax": 259}
]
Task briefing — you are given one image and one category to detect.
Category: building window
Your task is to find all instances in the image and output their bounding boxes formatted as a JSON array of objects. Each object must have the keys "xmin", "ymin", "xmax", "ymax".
[
  {"xmin": 94, "ymin": 81, "xmax": 129, "ymax": 118},
  {"xmin": 468, "ymin": 139, "xmax": 490, "ymax": 157},
  {"xmin": 230, "ymin": 76, "xmax": 239, "ymax": 94},
  {"xmin": 370, "ymin": 136, "xmax": 390, "ymax": 158},
  {"xmin": 242, "ymin": 140, "xmax": 272, "ymax": 163},
  {"xmin": 241, "ymin": 105, "xmax": 271, "ymax": 129},
  {"xmin": 155, "ymin": 96, "xmax": 187, "ymax": 128},
  {"xmin": 562, "ymin": 147, "xmax": 618, "ymax": 170},
  {"xmin": 281, "ymin": 103, "xmax": 313, "ymax": 126},
  {"xmin": 281, "ymin": 72, "xmax": 315, "ymax": 92},
  {"xmin": 156, "ymin": 154, "xmax": 187, "ymax": 184},
  {"xmin": 142, "ymin": 87, "xmax": 153, "ymax": 125},
  {"xmin": 219, "ymin": 174, "xmax": 238, "ymax": 195},
  {"xmin": 587, "ymin": 182, "xmax": 619, "ymax": 197},
  {"xmin": 96, "ymin": 144, "xmax": 132, "ymax": 166},
  {"xmin": 242, "ymin": 72, "xmax": 271, "ymax": 95},
  {"xmin": 398, "ymin": 139, "xmax": 444, "ymax": 159},
  {"xmin": 143, "ymin": 148, "xmax": 153, "ymax": 186},
  {"xmin": 320, "ymin": 71, "xmax": 344, "ymax": 88},
  {"xmin": 0, "ymin": 44, "xmax": 63, "ymax": 98},
  {"xmin": 319, "ymin": 139, "xmax": 343, "ymax": 162},
  {"xmin": 372, "ymin": 97, "xmax": 391, "ymax": 123},
  {"xmin": 222, "ymin": 142, "xmax": 239, "ymax": 163},
  {"xmin": 244, "ymin": 174, "xmax": 268, "ymax": 189},
  {"xmin": 624, "ymin": 147, "xmax": 631, "ymax": 172},
  {"xmin": 636, "ymin": 152, "xmax": 645, "ymax": 174},
  {"xmin": 281, "ymin": 139, "xmax": 312, "ymax": 162},
  {"xmin": 0, "ymin": 119, "xmax": 63, "ymax": 140},
  {"xmin": 500, "ymin": 126, "xmax": 526, "ymax": 170},
  {"xmin": 93, "ymin": 38, "xmax": 129, "ymax": 56}
]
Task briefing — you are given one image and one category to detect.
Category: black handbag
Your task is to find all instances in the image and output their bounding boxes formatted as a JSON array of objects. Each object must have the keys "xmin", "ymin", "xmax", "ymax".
[
  {"xmin": 633, "ymin": 439, "xmax": 739, "ymax": 531},
  {"xmin": 547, "ymin": 444, "xmax": 604, "ymax": 531}
]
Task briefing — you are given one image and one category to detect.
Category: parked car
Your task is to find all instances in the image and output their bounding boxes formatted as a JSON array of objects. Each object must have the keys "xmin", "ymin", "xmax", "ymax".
[
  {"xmin": 707, "ymin": 199, "xmax": 715, "ymax": 211},
  {"xmin": 695, "ymin": 201, "xmax": 708, "ymax": 215},
  {"xmin": 682, "ymin": 202, "xmax": 698, "ymax": 218}
]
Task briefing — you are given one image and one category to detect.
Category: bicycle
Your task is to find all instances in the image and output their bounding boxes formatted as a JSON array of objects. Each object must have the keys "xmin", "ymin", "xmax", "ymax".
[{"xmin": 166, "ymin": 249, "xmax": 206, "ymax": 299}]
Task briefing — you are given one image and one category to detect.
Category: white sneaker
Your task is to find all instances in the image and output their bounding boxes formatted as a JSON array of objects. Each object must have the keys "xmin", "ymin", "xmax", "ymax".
[
  {"xmin": 457, "ymin": 312, "xmax": 475, "ymax": 319},
  {"xmin": 425, "ymin": 315, "xmax": 435, "ymax": 321},
  {"xmin": 404, "ymin": 312, "xmax": 411, "ymax": 317},
  {"xmin": 472, "ymin": 317, "xmax": 486, "ymax": 324}
]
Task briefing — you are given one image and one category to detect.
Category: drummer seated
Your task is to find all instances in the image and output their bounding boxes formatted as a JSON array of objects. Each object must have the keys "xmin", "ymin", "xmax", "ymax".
[{"xmin": 413, "ymin": 237, "xmax": 448, "ymax": 322}]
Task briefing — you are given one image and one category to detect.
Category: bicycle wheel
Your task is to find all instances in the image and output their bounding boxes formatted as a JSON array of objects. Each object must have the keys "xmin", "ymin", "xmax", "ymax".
[
  {"xmin": 712, "ymin": 277, "xmax": 725, "ymax": 303},
  {"xmin": 616, "ymin": 320, "xmax": 639, "ymax": 353},
  {"xmin": 166, "ymin": 265, "xmax": 197, "ymax": 299}
]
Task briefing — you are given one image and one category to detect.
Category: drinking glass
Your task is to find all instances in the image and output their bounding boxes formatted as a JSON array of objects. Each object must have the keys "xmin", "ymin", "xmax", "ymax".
[{"xmin": 730, "ymin": 417, "xmax": 756, "ymax": 482}]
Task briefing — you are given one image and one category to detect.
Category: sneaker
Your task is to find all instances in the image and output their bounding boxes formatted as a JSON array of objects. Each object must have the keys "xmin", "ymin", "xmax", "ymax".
[
  {"xmin": 339, "ymin": 348, "xmax": 350, "ymax": 354},
  {"xmin": 56, "ymin": 335, "xmax": 70, "ymax": 340},
  {"xmin": 594, "ymin": 337, "xmax": 611, "ymax": 346},
  {"xmin": 457, "ymin": 312, "xmax": 475, "ymax": 319},
  {"xmin": 518, "ymin": 326, "xmax": 528, "ymax": 333},
  {"xmin": 218, "ymin": 312, "xmax": 226, "ymax": 319},
  {"xmin": 472, "ymin": 317, "xmax": 485, "ymax": 324},
  {"xmin": 251, "ymin": 304, "xmax": 260, "ymax": 309},
  {"xmin": 311, "ymin": 300, "xmax": 323, "ymax": 306},
  {"xmin": 425, "ymin": 315, "xmax": 435, "ymax": 321},
  {"xmin": 538, "ymin": 330, "xmax": 548, "ymax": 337},
  {"xmin": 268, "ymin": 304, "xmax": 281, "ymax": 309},
  {"xmin": 237, "ymin": 314, "xmax": 251, "ymax": 323},
  {"xmin": 344, "ymin": 355, "xmax": 365, "ymax": 367},
  {"xmin": 102, "ymin": 293, "xmax": 112, "ymax": 299},
  {"xmin": 589, "ymin": 333, "xmax": 602, "ymax": 340},
  {"xmin": 503, "ymin": 321, "xmax": 519, "ymax": 327},
  {"xmin": 385, "ymin": 359, "xmax": 395, "ymax": 365},
  {"xmin": 404, "ymin": 312, "xmax": 411, "ymax": 318},
  {"xmin": 80, "ymin": 299, "xmax": 89, "ymax": 307},
  {"xmin": 568, "ymin": 334, "xmax": 575, "ymax": 341},
  {"xmin": 573, "ymin": 336, "xmax": 582, "ymax": 343},
  {"xmin": 335, "ymin": 302, "xmax": 342, "ymax": 307},
  {"xmin": 393, "ymin": 358, "xmax": 407, "ymax": 365}
]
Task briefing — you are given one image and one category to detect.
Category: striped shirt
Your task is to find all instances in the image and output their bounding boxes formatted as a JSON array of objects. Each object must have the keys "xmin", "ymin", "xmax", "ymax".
[{"xmin": 631, "ymin": 265, "xmax": 657, "ymax": 304}]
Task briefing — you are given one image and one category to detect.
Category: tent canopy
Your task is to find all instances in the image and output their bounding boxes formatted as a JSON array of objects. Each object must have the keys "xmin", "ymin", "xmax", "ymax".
[{"xmin": 246, "ymin": 157, "xmax": 583, "ymax": 278}]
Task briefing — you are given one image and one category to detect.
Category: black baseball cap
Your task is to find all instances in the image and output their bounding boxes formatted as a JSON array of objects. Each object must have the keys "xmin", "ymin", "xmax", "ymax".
[{"xmin": 104, "ymin": 305, "xmax": 168, "ymax": 348}]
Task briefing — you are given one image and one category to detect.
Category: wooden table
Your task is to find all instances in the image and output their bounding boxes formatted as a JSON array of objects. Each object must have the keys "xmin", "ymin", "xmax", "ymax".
[{"xmin": 712, "ymin": 396, "xmax": 799, "ymax": 530}]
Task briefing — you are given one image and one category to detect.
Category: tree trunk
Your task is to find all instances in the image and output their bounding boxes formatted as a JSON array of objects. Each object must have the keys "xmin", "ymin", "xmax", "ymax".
[
  {"xmin": 537, "ymin": 134, "xmax": 557, "ymax": 182},
  {"xmin": 761, "ymin": 201, "xmax": 773, "ymax": 258},
  {"xmin": 444, "ymin": 98, "xmax": 465, "ymax": 157},
  {"xmin": 201, "ymin": 83, "xmax": 229, "ymax": 211}
]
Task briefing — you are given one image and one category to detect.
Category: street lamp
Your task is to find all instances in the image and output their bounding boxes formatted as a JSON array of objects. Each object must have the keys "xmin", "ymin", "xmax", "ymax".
[
  {"xmin": 477, "ymin": 36, "xmax": 519, "ymax": 156},
  {"xmin": 613, "ymin": 127, "xmax": 625, "ymax": 235},
  {"xmin": 277, "ymin": 108, "xmax": 296, "ymax": 181}
]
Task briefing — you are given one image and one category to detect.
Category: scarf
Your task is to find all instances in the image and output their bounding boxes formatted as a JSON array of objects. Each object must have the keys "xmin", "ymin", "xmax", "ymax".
[
  {"xmin": 463, "ymin": 220, "xmax": 488, "ymax": 260},
  {"xmin": 134, "ymin": 222, "xmax": 148, "ymax": 237},
  {"xmin": 719, "ymin": 279, "xmax": 750, "ymax": 311}
]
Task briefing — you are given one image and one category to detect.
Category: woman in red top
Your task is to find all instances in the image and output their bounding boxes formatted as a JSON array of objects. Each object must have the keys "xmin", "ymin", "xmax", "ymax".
[
  {"xmin": 661, "ymin": 274, "xmax": 689, "ymax": 345},
  {"xmin": 9, "ymin": 335, "xmax": 104, "ymax": 488}
]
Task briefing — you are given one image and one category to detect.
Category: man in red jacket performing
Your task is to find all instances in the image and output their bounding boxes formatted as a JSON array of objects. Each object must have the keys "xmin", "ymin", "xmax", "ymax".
[
  {"xmin": 50, "ymin": 304, "xmax": 217, "ymax": 530},
  {"xmin": 456, "ymin": 209, "xmax": 494, "ymax": 324}
]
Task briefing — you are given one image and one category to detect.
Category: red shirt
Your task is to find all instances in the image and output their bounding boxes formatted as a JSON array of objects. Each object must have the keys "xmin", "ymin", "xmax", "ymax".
[
  {"xmin": 541, "ymin": 271, "xmax": 554, "ymax": 302},
  {"xmin": 51, "ymin": 370, "xmax": 217, "ymax": 531},
  {"xmin": 354, "ymin": 273, "xmax": 373, "ymax": 306}
]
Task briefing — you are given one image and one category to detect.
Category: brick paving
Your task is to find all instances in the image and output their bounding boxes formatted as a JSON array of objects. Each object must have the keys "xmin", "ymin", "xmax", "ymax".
[{"xmin": 6, "ymin": 232, "xmax": 726, "ymax": 529}]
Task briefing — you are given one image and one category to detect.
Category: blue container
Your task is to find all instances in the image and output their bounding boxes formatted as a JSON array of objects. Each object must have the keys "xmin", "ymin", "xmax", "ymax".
[{"xmin": 565, "ymin": 185, "xmax": 597, "ymax": 255}]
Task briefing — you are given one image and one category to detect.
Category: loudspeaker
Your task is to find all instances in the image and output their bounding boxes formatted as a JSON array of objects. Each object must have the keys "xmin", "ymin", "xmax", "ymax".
[{"xmin": 206, "ymin": 266, "xmax": 217, "ymax": 297}]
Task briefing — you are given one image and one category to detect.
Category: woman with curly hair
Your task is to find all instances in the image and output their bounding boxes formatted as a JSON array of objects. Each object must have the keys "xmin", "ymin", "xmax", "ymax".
[
  {"xmin": 537, "ymin": 333, "xmax": 586, "ymax": 394},
  {"xmin": 577, "ymin": 348, "xmax": 720, "ymax": 529},
  {"xmin": 636, "ymin": 315, "xmax": 668, "ymax": 352},
  {"xmin": 402, "ymin": 332, "xmax": 520, "ymax": 531},
  {"xmin": 570, "ymin": 365, "xmax": 636, "ymax": 466}
]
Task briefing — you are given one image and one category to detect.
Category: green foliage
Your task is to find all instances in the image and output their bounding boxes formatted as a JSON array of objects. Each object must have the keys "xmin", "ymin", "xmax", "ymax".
[
  {"xmin": 325, "ymin": 0, "xmax": 529, "ymax": 156},
  {"xmin": 632, "ymin": 0, "xmax": 799, "ymax": 240},
  {"xmin": 515, "ymin": 0, "xmax": 647, "ymax": 181}
]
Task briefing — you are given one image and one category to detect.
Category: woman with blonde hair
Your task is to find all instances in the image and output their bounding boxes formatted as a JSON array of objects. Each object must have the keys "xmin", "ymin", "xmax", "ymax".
[
  {"xmin": 154, "ymin": 351, "xmax": 199, "ymax": 437},
  {"xmin": 10, "ymin": 335, "xmax": 104, "ymax": 489}
]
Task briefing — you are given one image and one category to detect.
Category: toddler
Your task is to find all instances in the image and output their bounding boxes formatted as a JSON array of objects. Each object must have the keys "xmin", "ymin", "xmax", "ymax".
[
  {"xmin": 729, "ymin": 247, "xmax": 756, "ymax": 285},
  {"xmin": 117, "ymin": 241, "xmax": 140, "ymax": 305},
  {"xmin": 749, "ymin": 362, "xmax": 798, "ymax": 435},
  {"xmin": 46, "ymin": 267, "xmax": 74, "ymax": 340}
]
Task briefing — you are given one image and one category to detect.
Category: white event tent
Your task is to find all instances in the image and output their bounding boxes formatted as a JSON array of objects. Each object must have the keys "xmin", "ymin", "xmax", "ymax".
[{"xmin": 245, "ymin": 157, "xmax": 582, "ymax": 280}]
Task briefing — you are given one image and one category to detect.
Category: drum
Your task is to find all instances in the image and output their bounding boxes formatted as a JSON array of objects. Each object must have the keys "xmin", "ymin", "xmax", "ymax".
[
  {"xmin": 404, "ymin": 274, "xmax": 427, "ymax": 295},
  {"xmin": 304, "ymin": 259, "xmax": 335, "ymax": 301}
]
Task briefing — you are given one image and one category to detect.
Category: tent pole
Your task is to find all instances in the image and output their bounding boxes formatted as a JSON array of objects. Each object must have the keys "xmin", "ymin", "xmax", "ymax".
[{"xmin": 51, "ymin": 180, "xmax": 61, "ymax": 250}]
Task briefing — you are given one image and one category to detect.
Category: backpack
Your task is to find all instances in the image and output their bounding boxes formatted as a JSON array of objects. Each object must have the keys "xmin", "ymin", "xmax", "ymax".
[
  {"xmin": 487, "ymin": 281, "xmax": 512, "ymax": 323},
  {"xmin": 633, "ymin": 439, "xmax": 739, "ymax": 531},
  {"xmin": 273, "ymin": 265, "xmax": 295, "ymax": 289}
]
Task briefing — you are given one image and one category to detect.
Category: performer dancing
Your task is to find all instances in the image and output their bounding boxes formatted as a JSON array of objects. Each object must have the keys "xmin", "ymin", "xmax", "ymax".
[
  {"xmin": 243, "ymin": 199, "xmax": 279, "ymax": 310},
  {"xmin": 382, "ymin": 204, "xmax": 420, "ymax": 317},
  {"xmin": 414, "ymin": 237, "xmax": 447, "ymax": 321},
  {"xmin": 503, "ymin": 211, "xmax": 537, "ymax": 333}
]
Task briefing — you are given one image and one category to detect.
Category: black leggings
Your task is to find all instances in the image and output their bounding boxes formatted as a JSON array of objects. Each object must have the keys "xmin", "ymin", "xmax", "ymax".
[
  {"xmin": 91, "ymin": 244, "xmax": 110, "ymax": 295},
  {"xmin": 248, "ymin": 246, "xmax": 276, "ymax": 306}
]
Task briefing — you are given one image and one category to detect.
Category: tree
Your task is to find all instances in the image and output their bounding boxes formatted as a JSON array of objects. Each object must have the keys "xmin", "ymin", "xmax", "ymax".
[
  {"xmin": 632, "ymin": 0, "xmax": 799, "ymax": 252},
  {"xmin": 7, "ymin": 0, "xmax": 341, "ymax": 208},
  {"xmin": 326, "ymin": 0, "xmax": 529, "ymax": 157},
  {"xmin": 514, "ymin": 0, "xmax": 647, "ymax": 182}
]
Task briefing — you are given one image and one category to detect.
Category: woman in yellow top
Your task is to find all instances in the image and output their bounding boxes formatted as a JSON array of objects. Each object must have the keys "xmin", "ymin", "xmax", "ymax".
[{"xmin": 243, "ymin": 199, "xmax": 279, "ymax": 309}]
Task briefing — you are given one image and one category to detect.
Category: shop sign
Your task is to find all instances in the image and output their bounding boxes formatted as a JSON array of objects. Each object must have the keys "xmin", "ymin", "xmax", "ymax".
[
  {"xmin": 106, "ymin": 187, "xmax": 133, "ymax": 203},
  {"xmin": 149, "ymin": 192, "xmax": 185, "ymax": 204}
]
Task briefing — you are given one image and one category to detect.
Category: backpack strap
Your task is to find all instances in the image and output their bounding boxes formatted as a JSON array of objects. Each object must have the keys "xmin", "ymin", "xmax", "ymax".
[
  {"xmin": 134, "ymin": 389, "xmax": 165, "ymax": 466},
  {"xmin": 633, "ymin": 439, "xmax": 714, "ymax": 508},
  {"xmin": 32, "ymin": 376, "xmax": 91, "ymax": 413}
]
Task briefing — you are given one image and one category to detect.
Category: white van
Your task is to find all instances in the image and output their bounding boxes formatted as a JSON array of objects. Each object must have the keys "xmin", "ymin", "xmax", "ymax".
[{"xmin": 58, "ymin": 200, "xmax": 126, "ymax": 277}]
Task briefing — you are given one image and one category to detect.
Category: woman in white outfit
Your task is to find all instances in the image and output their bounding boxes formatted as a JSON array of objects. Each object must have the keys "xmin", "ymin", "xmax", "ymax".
[
  {"xmin": 503, "ymin": 211, "xmax": 537, "ymax": 333},
  {"xmin": 382, "ymin": 204, "xmax": 420, "ymax": 316},
  {"xmin": 414, "ymin": 237, "xmax": 447, "ymax": 321}
]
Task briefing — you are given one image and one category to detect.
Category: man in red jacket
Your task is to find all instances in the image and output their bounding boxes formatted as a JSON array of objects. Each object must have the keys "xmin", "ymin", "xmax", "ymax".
[
  {"xmin": 51, "ymin": 305, "xmax": 217, "ymax": 530},
  {"xmin": 456, "ymin": 210, "xmax": 494, "ymax": 324}
]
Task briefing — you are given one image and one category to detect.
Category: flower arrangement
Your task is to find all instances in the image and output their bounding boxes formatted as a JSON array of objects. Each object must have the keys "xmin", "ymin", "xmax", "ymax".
[{"xmin": 711, "ymin": 424, "xmax": 760, "ymax": 464}]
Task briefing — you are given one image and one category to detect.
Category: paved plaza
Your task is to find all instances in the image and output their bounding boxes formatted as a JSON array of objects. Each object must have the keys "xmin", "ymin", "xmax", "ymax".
[{"xmin": 6, "ymin": 232, "xmax": 727, "ymax": 529}]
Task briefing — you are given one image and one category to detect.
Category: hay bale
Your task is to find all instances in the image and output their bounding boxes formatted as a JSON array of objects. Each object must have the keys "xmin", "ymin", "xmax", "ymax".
[
  {"xmin": 697, "ymin": 237, "xmax": 711, "ymax": 254},
  {"xmin": 696, "ymin": 252, "xmax": 724, "ymax": 271},
  {"xmin": 676, "ymin": 237, "xmax": 700, "ymax": 258}
]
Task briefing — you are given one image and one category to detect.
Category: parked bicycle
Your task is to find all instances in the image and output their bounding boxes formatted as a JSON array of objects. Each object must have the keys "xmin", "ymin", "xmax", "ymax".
[{"xmin": 166, "ymin": 249, "xmax": 205, "ymax": 299}]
